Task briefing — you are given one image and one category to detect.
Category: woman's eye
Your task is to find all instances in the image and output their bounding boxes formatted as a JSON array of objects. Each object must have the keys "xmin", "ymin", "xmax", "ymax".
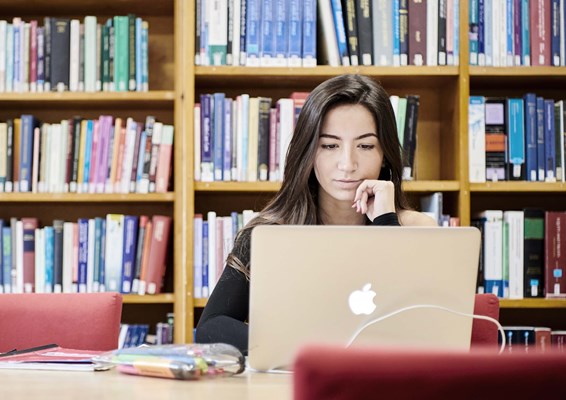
[
  {"xmin": 359, "ymin": 144, "xmax": 375, "ymax": 150},
  {"xmin": 321, "ymin": 144, "xmax": 338, "ymax": 150}
]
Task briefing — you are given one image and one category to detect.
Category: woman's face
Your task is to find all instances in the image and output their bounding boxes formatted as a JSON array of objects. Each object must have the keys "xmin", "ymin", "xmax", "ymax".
[{"xmin": 314, "ymin": 104, "xmax": 384, "ymax": 204}]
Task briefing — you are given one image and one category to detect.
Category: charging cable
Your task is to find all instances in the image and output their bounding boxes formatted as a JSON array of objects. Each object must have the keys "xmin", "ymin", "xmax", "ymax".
[{"xmin": 346, "ymin": 304, "xmax": 506, "ymax": 354}]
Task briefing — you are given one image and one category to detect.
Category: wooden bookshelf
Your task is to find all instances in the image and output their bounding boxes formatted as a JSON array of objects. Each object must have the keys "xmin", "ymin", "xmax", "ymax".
[
  {"xmin": 499, "ymin": 299, "xmax": 566, "ymax": 309},
  {"xmin": 123, "ymin": 293, "xmax": 176, "ymax": 304},
  {"xmin": 470, "ymin": 182, "xmax": 566, "ymax": 192},
  {"xmin": 0, "ymin": 193, "xmax": 175, "ymax": 202}
]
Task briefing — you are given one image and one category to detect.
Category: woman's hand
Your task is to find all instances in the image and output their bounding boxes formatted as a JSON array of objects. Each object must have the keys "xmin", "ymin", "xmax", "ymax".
[{"xmin": 352, "ymin": 179, "xmax": 396, "ymax": 221}]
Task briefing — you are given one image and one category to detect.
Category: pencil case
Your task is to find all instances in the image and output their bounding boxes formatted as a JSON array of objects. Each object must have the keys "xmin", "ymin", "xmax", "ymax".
[{"xmin": 93, "ymin": 343, "xmax": 245, "ymax": 380}]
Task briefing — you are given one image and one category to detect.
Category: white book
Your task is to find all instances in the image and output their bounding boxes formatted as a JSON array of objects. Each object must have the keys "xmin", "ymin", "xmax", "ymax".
[
  {"xmin": 49, "ymin": 124, "xmax": 62, "ymax": 193},
  {"xmin": 31, "ymin": 127, "xmax": 40, "ymax": 193},
  {"xmin": 15, "ymin": 220, "xmax": 24, "ymax": 293},
  {"xmin": 84, "ymin": 16, "xmax": 97, "ymax": 92},
  {"xmin": 207, "ymin": 211, "xmax": 217, "ymax": 294},
  {"xmin": 479, "ymin": 210, "xmax": 504, "ymax": 297},
  {"xmin": 426, "ymin": 0, "xmax": 438, "ymax": 66},
  {"xmin": 390, "ymin": 95, "xmax": 400, "ymax": 120},
  {"xmin": 38, "ymin": 124, "xmax": 49, "ymax": 193},
  {"xmin": 59, "ymin": 119, "xmax": 69, "ymax": 193},
  {"xmin": 69, "ymin": 19, "xmax": 80, "ymax": 92},
  {"xmin": 247, "ymin": 97, "xmax": 259, "ymax": 182},
  {"xmin": 0, "ymin": 122, "xmax": 6, "ymax": 192},
  {"xmin": 148, "ymin": 122, "xmax": 163, "ymax": 193},
  {"xmin": 193, "ymin": 214, "xmax": 203, "ymax": 298},
  {"xmin": 276, "ymin": 98, "xmax": 294, "ymax": 181},
  {"xmin": 504, "ymin": 211, "xmax": 524, "ymax": 300},
  {"xmin": 317, "ymin": 0, "xmax": 340, "ymax": 66},
  {"xmin": 208, "ymin": 0, "xmax": 228, "ymax": 65},
  {"xmin": 468, "ymin": 96, "xmax": 486, "ymax": 183},
  {"xmin": 561, "ymin": 0, "xmax": 566, "ymax": 66},
  {"xmin": 62, "ymin": 222, "xmax": 75, "ymax": 293},
  {"xmin": 242, "ymin": 209, "xmax": 256, "ymax": 227},
  {"xmin": 237, "ymin": 94, "xmax": 250, "ymax": 181},
  {"xmin": 232, "ymin": 0, "xmax": 241, "ymax": 65},
  {"xmin": 222, "ymin": 216, "xmax": 234, "ymax": 265},
  {"xmin": 0, "ymin": 20, "xmax": 6, "ymax": 93},
  {"xmin": 120, "ymin": 118, "xmax": 137, "ymax": 193},
  {"xmin": 34, "ymin": 228, "xmax": 45, "ymax": 293},
  {"xmin": 105, "ymin": 214, "xmax": 124, "ymax": 293},
  {"xmin": 194, "ymin": 104, "xmax": 201, "ymax": 181}
]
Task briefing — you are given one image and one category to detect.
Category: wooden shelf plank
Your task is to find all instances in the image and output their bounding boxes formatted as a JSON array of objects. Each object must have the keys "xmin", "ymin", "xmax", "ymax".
[
  {"xmin": 470, "ymin": 182, "xmax": 566, "ymax": 192},
  {"xmin": 470, "ymin": 66, "xmax": 566, "ymax": 76},
  {"xmin": 123, "ymin": 293, "xmax": 175, "ymax": 304},
  {"xmin": 0, "ymin": 91, "xmax": 175, "ymax": 103},
  {"xmin": 195, "ymin": 66, "xmax": 459, "ymax": 77},
  {"xmin": 194, "ymin": 298, "xmax": 208, "ymax": 308},
  {"xmin": 195, "ymin": 180, "xmax": 460, "ymax": 193},
  {"xmin": 500, "ymin": 299, "xmax": 566, "ymax": 309},
  {"xmin": 0, "ymin": 193, "xmax": 175, "ymax": 202}
]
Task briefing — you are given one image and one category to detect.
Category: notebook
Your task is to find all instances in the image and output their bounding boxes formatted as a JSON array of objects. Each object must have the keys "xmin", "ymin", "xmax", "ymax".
[{"xmin": 248, "ymin": 225, "xmax": 481, "ymax": 371}]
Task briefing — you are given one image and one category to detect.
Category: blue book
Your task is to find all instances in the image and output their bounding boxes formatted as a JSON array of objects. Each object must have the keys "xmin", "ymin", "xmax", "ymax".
[
  {"xmin": 44, "ymin": 226, "xmax": 54, "ymax": 293},
  {"xmin": 223, "ymin": 98, "xmax": 232, "ymax": 181},
  {"xmin": 551, "ymin": 0, "xmax": 561, "ymax": 66},
  {"xmin": 200, "ymin": 94, "xmax": 214, "ymax": 181},
  {"xmin": 141, "ymin": 20, "xmax": 149, "ymax": 91},
  {"xmin": 239, "ymin": 0, "xmax": 248, "ymax": 65},
  {"xmin": 453, "ymin": 0, "xmax": 460, "ymax": 66},
  {"xmin": 274, "ymin": 0, "xmax": 288, "ymax": 66},
  {"xmin": 330, "ymin": 0, "xmax": 349, "ymax": 66},
  {"xmin": 136, "ymin": 130, "xmax": 147, "ymax": 188},
  {"xmin": 245, "ymin": 0, "xmax": 261, "ymax": 66},
  {"xmin": 19, "ymin": 115, "xmax": 38, "ymax": 192},
  {"xmin": 2, "ymin": 227, "xmax": 11, "ymax": 293},
  {"xmin": 287, "ymin": 0, "xmax": 302, "ymax": 66},
  {"xmin": 392, "ymin": 0, "xmax": 400, "ymax": 66},
  {"xmin": 37, "ymin": 27, "xmax": 45, "ymax": 89},
  {"xmin": 82, "ymin": 120, "xmax": 94, "ymax": 192},
  {"xmin": 260, "ymin": 0, "xmax": 275, "ymax": 66},
  {"xmin": 193, "ymin": 215, "xmax": 203, "ymax": 298},
  {"xmin": 505, "ymin": 0, "xmax": 513, "ymax": 66},
  {"xmin": 93, "ymin": 217, "xmax": 103, "ymax": 292},
  {"xmin": 202, "ymin": 220, "xmax": 209, "ymax": 297},
  {"xmin": 523, "ymin": 93, "xmax": 538, "ymax": 181},
  {"xmin": 536, "ymin": 97, "xmax": 546, "ymax": 181},
  {"xmin": 302, "ymin": 0, "xmax": 316, "ymax": 66},
  {"xmin": 13, "ymin": 20, "xmax": 20, "ymax": 91},
  {"xmin": 544, "ymin": 99, "xmax": 556, "ymax": 181},
  {"xmin": 121, "ymin": 215, "xmax": 139, "ymax": 294},
  {"xmin": 135, "ymin": 17, "xmax": 143, "ymax": 91},
  {"xmin": 506, "ymin": 98, "xmax": 525, "ymax": 180},
  {"xmin": 478, "ymin": 0, "xmax": 485, "ymax": 65},
  {"xmin": 213, "ymin": 92, "xmax": 225, "ymax": 181},
  {"xmin": 78, "ymin": 218, "xmax": 89, "ymax": 293},
  {"xmin": 469, "ymin": 0, "xmax": 479, "ymax": 65},
  {"xmin": 521, "ymin": 0, "xmax": 530, "ymax": 65}
]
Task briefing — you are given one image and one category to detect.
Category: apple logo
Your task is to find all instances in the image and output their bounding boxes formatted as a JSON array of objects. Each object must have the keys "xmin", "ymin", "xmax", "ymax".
[{"xmin": 348, "ymin": 283, "xmax": 377, "ymax": 315}]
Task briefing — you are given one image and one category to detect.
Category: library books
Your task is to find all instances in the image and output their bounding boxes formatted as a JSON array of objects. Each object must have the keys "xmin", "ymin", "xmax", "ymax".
[{"xmin": 0, "ymin": 344, "xmax": 109, "ymax": 371}]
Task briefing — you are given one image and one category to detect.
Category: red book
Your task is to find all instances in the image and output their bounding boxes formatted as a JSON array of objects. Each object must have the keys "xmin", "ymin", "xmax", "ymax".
[
  {"xmin": 530, "ymin": 0, "xmax": 551, "ymax": 66},
  {"xmin": 544, "ymin": 211, "xmax": 566, "ymax": 298},
  {"xmin": 155, "ymin": 125, "xmax": 173, "ymax": 193},
  {"xmin": 144, "ymin": 215, "xmax": 171, "ymax": 294},
  {"xmin": 21, "ymin": 217, "xmax": 39, "ymax": 293}
]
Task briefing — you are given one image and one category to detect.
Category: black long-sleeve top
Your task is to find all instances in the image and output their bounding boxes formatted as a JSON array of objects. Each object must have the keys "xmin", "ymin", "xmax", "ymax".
[{"xmin": 195, "ymin": 212, "xmax": 401, "ymax": 354}]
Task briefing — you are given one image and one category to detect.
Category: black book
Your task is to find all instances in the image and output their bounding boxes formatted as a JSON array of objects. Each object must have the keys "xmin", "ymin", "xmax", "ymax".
[
  {"xmin": 471, "ymin": 218, "xmax": 485, "ymax": 294},
  {"xmin": 70, "ymin": 117, "xmax": 83, "ymax": 192},
  {"xmin": 355, "ymin": 0, "xmax": 372, "ymax": 65},
  {"xmin": 437, "ymin": 0, "xmax": 447, "ymax": 65},
  {"xmin": 5, "ymin": 119, "xmax": 14, "ymax": 192},
  {"xmin": 257, "ymin": 97, "xmax": 272, "ymax": 181},
  {"xmin": 523, "ymin": 208, "xmax": 545, "ymax": 298},
  {"xmin": 43, "ymin": 17, "xmax": 51, "ymax": 91},
  {"xmin": 53, "ymin": 219, "xmax": 65, "ymax": 292},
  {"xmin": 128, "ymin": 14, "xmax": 136, "ymax": 90},
  {"xmin": 50, "ymin": 18, "xmax": 70, "ymax": 91},
  {"xmin": 485, "ymin": 97, "xmax": 507, "ymax": 181},
  {"xmin": 399, "ymin": 0, "xmax": 409, "ymax": 66},
  {"xmin": 341, "ymin": 0, "xmax": 359, "ymax": 65},
  {"xmin": 402, "ymin": 95, "xmax": 420, "ymax": 180}
]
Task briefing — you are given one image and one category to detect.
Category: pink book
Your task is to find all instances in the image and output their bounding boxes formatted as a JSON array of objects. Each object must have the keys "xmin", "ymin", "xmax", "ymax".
[
  {"xmin": 155, "ymin": 125, "xmax": 173, "ymax": 193},
  {"xmin": 29, "ymin": 20, "xmax": 38, "ymax": 91},
  {"xmin": 144, "ymin": 215, "xmax": 171, "ymax": 294},
  {"xmin": 97, "ymin": 115, "xmax": 113, "ymax": 193},
  {"xmin": 21, "ymin": 217, "xmax": 39, "ymax": 293}
]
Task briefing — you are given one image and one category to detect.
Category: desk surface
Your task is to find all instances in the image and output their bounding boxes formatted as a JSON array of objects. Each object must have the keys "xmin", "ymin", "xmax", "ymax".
[{"xmin": 0, "ymin": 368, "xmax": 293, "ymax": 399}]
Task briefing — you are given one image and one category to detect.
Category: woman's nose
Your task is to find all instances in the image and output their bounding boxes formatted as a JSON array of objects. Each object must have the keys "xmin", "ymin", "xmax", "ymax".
[{"xmin": 338, "ymin": 149, "xmax": 357, "ymax": 172}]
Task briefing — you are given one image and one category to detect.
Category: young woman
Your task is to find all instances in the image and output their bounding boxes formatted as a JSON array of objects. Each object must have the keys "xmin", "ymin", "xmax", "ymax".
[{"xmin": 195, "ymin": 74, "xmax": 436, "ymax": 353}]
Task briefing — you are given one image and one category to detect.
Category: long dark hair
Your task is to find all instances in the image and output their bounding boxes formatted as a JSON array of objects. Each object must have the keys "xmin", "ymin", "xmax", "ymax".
[{"xmin": 226, "ymin": 74, "xmax": 410, "ymax": 275}]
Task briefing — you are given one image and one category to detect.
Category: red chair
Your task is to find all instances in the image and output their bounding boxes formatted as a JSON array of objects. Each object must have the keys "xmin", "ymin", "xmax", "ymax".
[
  {"xmin": 471, "ymin": 293, "xmax": 500, "ymax": 349},
  {"xmin": 0, "ymin": 292, "xmax": 123, "ymax": 352},
  {"xmin": 293, "ymin": 345, "xmax": 566, "ymax": 400}
]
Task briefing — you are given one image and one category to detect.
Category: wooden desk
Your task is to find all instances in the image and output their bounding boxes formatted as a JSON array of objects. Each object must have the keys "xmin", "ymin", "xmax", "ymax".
[{"xmin": 0, "ymin": 369, "xmax": 293, "ymax": 399}]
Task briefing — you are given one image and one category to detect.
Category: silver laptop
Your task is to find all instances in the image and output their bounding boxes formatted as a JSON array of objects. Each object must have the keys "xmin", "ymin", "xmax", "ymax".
[{"xmin": 248, "ymin": 225, "xmax": 481, "ymax": 371}]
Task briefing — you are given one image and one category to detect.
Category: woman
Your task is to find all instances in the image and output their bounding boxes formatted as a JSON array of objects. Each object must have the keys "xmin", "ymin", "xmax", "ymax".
[{"xmin": 195, "ymin": 74, "xmax": 436, "ymax": 353}]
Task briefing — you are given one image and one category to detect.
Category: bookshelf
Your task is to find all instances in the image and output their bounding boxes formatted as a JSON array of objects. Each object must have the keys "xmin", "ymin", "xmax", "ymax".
[
  {"xmin": 0, "ymin": 0, "xmax": 189, "ymax": 342},
  {"xmin": 185, "ymin": 0, "xmax": 566, "ymax": 335}
]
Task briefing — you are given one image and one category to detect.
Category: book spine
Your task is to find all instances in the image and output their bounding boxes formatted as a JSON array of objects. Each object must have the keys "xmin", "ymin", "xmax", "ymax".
[
  {"xmin": 551, "ymin": 0, "xmax": 560, "ymax": 65},
  {"xmin": 402, "ymin": 95, "xmax": 420, "ymax": 180},
  {"xmin": 468, "ymin": 96, "xmax": 486, "ymax": 183},
  {"xmin": 52, "ymin": 219, "xmax": 64, "ymax": 293},
  {"xmin": 536, "ymin": 96, "xmax": 546, "ymax": 180},
  {"xmin": 104, "ymin": 214, "xmax": 124, "ymax": 292},
  {"xmin": 121, "ymin": 215, "xmax": 139, "ymax": 294},
  {"xmin": 213, "ymin": 93, "xmax": 225, "ymax": 180},
  {"xmin": 521, "ymin": 0, "xmax": 531, "ymax": 65},
  {"xmin": 523, "ymin": 208, "xmax": 545, "ymax": 297},
  {"xmin": 408, "ymin": 0, "xmax": 427, "ymax": 65},
  {"xmin": 438, "ymin": 0, "xmax": 447, "ymax": 65},
  {"xmin": 545, "ymin": 211, "xmax": 566, "ymax": 297},
  {"xmin": 128, "ymin": 14, "xmax": 136, "ymax": 90},
  {"xmin": 469, "ymin": 0, "xmax": 479, "ymax": 65},
  {"xmin": 331, "ymin": 0, "xmax": 350, "ymax": 65},
  {"xmin": 245, "ymin": 0, "xmax": 261, "ymax": 65},
  {"xmin": 302, "ymin": 0, "xmax": 317, "ymax": 66},
  {"xmin": 257, "ymin": 97, "xmax": 271, "ymax": 181},
  {"xmin": 288, "ymin": 0, "xmax": 303, "ymax": 67},
  {"xmin": 480, "ymin": 210, "xmax": 504, "ymax": 297},
  {"xmin": 200, "ymin": 94, "xmax": 214, "ymax": 182},
  {"xmin": 155, "ymin": 125, "xmax": 174, "ymax": 192},
  {"xmin": 21, "ymin": 218, "xmax": 39, "ymax": 293},
  {"xmin": 131, "ymin": 215, "xmax": 148, "ymax": 294},
  {"xmin": 223, "ymin": 99, "xmax": 232, "ymax": 181},
  {"xmin": 145, "ymin": 215, "xmax": 172, "ymax": 295},
  {"xmin": 343, "ymin": 0, "xmax": 359, "ymax": 65},
  {"xmin": 273, "ymin": 0, "xmax": 288, "ymax": 66},
  {"xmin": 399, "ymin": 0, "xmax": 409, "ymax": 65},
  {"xmin": 544, "ymin": 99, "xmax": 556, "ymax": 181},
  {"xmin": 506, "ymin": 98, "xmax": 526, "ymax": 180},
  {"xmin": 77, "ymin": 218, "xmax": 89, "ymax": 293},
  {"xmin": 193, "ymin": 214, "xmax": 203, "ymax": 298},
  {"xmin": 523, "ymin": 93, "xmax": 538, "ymax": 181},
  {"xmin": 113, "ymin": 16, "xmax": 129, "ymax": 91}
]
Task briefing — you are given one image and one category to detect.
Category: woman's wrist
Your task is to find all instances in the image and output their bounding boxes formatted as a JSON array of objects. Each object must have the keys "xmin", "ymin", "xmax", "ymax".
[{"xmin": 371, "ymin": 212, "xmax": 400, "ymax": 226}]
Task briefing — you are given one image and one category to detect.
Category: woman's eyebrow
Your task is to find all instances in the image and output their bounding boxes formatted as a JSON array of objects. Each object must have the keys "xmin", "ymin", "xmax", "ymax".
[{"xmin": 319, "ymin": 133, "xmax": 378, "ymax": 140}]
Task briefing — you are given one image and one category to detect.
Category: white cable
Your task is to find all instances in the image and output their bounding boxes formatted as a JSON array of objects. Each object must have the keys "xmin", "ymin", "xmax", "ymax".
[{"xmin": 346, "ymin": 304, "xmax": 506, "ymax": 354}]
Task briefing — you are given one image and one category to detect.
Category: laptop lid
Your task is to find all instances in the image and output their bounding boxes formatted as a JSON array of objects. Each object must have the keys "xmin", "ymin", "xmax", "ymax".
[{"xmin": 248, "ymin": 225, "xmax": 481, "ymax": 371}]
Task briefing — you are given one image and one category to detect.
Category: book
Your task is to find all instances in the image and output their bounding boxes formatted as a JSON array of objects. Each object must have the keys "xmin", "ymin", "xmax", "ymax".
[
  {"xmin": 485, "ymin": 97, "xmax": 507, "ymax": 181},
  {"xmin": 523, "ymin": 208, "xmax": 545, "ymax": 298},
  {"xmin": 544, "ymin": 211, "xmax": 566, "ymax": 298},
  {"xmin": 143, "ymin": 215, "xmax": 172, "ymax": 295},
  {"xmin": 468, "ymin": 96, "xmax": 486, "ymax": 183},
  {"xmin": 0, "ymin": 344, "xmax": 109, "ymax": 371}
]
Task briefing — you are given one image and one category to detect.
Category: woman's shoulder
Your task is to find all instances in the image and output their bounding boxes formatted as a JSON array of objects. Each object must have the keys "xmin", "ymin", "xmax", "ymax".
[{"xmin": 398, "ymin": 210, "xmax": 438, "ymax": 226}]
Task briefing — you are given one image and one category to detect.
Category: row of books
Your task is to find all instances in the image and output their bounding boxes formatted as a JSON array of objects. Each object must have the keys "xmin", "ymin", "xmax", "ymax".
[
  {"xmin": 119, "ymin": 314, "xmax": 174, "ymax": 348},
  {"xmin": 500, "ymin": 326, "xmax": 566, "ymax": 353},
  {"xmin": 195, "ymin": 0, "xmax": 316, "ymax": 67},
  {"xmin": 469, "ymin": 0, "xmax": 566, "ymax": 67},
  {"xmin": 419, "ymin": 192, "xmax": 460, "ymax": 226},
  {"xmin": 319, "ymin": 0, "xmax": 460, "ymax": 67},
  {"xmin": 468, "ymin": 95, "xmax": 566, "ymax": 183},
  {"xmin": 193, "ymin": 210, "xmax": 258, "ymax": 298},
  {"xmin": 0, "ymin": 115, "xmax": 174, "ymax": 194},
  {"xmin": 194, "ymin": 91, "xmax": 419, "ymax": 182},
  {"xmin": 0, "ymin": 214, "xmax": 172, "ymax": 296},
  {"xmin": 472, "ymin": 209, "xmax": 565, "ymax": 300},
  {"xmin": 0, "ymin": 15, "xmax": 149, "ymax": 93}
]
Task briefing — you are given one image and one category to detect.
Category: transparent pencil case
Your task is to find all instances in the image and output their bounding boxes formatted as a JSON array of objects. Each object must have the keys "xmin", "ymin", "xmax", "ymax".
[{"xmin": 92, "ymin": 343, "xmax": 245, "ymax": 380}]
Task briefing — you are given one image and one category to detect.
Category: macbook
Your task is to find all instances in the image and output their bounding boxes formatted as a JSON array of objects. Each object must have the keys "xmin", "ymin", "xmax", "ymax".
[{"xmin": 248, "ymin": 225, "xmax": 481, "ymax": 371}]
